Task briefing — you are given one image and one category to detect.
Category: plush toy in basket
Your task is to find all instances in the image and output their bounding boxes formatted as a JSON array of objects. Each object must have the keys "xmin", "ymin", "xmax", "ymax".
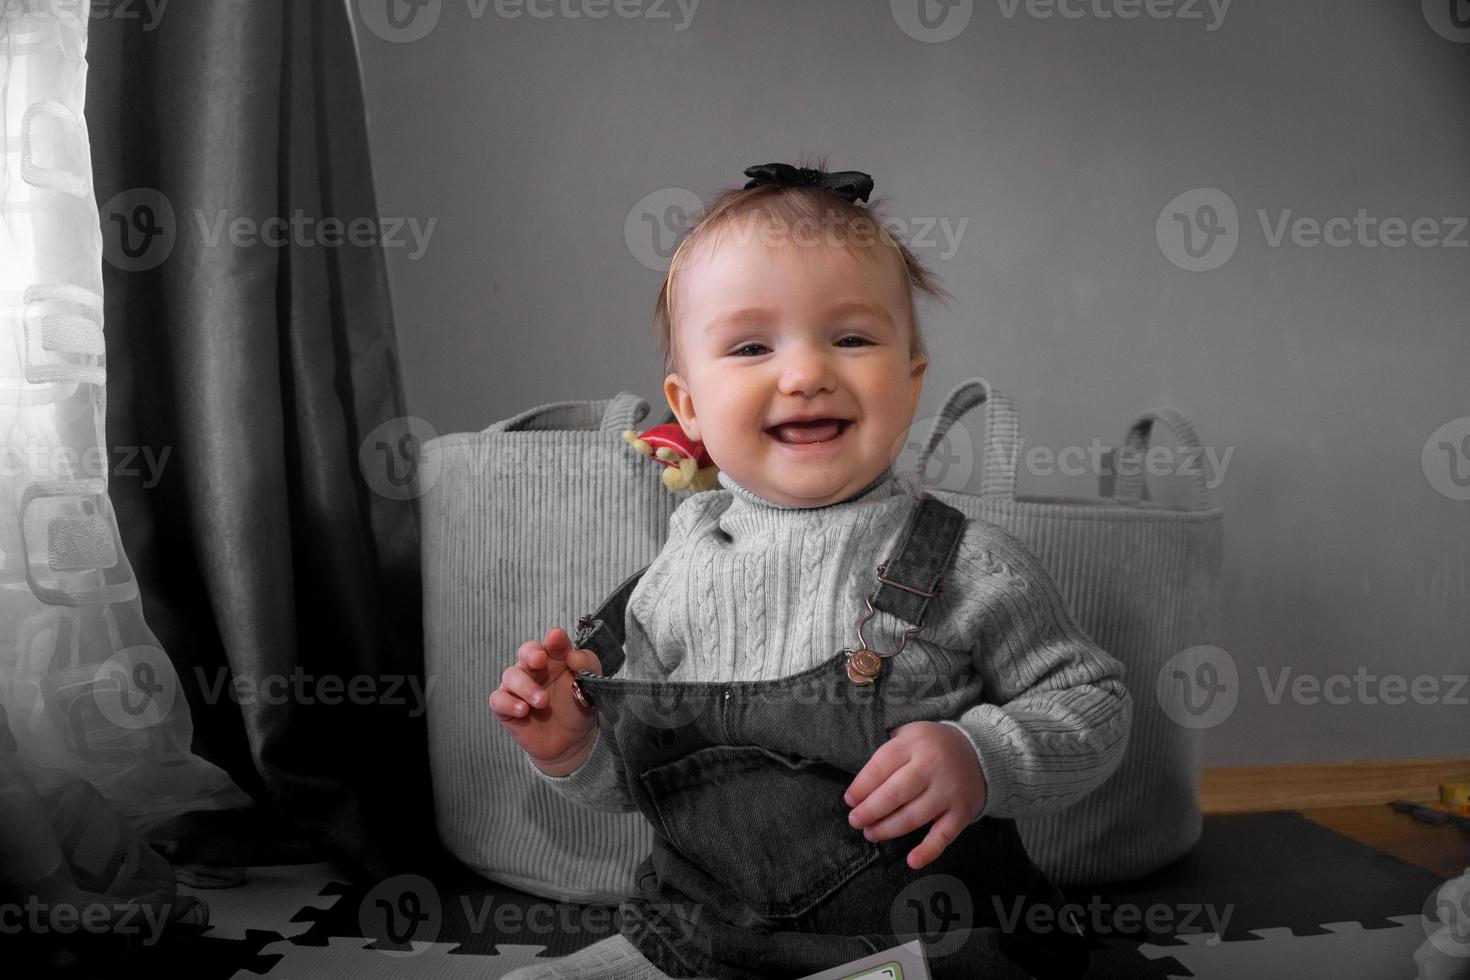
[{"xmin": 622, "ymin": 422, "xmax": 720, "ymax": 492}]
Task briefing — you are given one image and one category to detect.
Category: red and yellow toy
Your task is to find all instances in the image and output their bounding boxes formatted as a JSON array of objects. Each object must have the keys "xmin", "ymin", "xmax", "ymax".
[{"xmin": 623, "ymin": 422, "xmax": 720, "ymax": 493}]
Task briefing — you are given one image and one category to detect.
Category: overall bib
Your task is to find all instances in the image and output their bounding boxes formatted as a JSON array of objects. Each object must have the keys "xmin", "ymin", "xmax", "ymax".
[{"xmin": 567, "ymin": 495, "xmax": 1089, "ymax": 980}]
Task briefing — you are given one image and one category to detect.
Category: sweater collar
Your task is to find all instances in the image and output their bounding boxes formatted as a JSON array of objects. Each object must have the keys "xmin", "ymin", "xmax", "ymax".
[{"xmin": 717, "ymin": 465, "xmax": 900, "ymax": 512}]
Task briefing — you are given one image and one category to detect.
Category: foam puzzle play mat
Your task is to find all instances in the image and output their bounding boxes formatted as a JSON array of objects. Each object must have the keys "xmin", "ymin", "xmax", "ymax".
[{"xmin": 36, "ymin": 812, "xmax": 1468, "ymax": 979}]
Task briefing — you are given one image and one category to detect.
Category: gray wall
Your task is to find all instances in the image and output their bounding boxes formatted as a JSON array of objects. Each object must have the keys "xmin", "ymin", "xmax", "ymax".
[{"xmin": 354, "ymin": 0, "xmax": 1469, "ymax": 766}]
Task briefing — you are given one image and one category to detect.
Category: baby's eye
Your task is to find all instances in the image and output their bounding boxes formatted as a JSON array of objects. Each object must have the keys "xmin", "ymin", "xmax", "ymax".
[{"xmin": 729, "ymin": 336, "xmax": 871, "ymax": 357}]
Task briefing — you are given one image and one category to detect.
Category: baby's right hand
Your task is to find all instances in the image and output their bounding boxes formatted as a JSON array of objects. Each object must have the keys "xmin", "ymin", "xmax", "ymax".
[{"xmin": 490, "ymin": 626, "xmax": 603, "ymax": 776}]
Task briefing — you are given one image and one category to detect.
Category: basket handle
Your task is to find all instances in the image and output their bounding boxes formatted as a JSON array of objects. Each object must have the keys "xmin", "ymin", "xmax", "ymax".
[
  {"xmin": 599, "ymin": 391, "xmax": 652, "ymax": 434},
  {"xmin": 1111, "ymin": 407, "xmax": 1214, "ymax": 511},
  {"xmin": 911, "ymin": 377, "xmax": 1021, "ymax": 500},
  {"xmin": 484, "ymin": 391, "xmax": 651, "ymax": 436}
]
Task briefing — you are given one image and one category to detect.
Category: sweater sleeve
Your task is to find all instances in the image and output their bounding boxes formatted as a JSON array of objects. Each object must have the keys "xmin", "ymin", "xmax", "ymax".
[
  {"xmin": 526, "ymin": 724, "xmax": 638, "ymax": 813},
  {"xmin": 938, "ymin": 522, "xmax": 1133, "ymax": 821}
]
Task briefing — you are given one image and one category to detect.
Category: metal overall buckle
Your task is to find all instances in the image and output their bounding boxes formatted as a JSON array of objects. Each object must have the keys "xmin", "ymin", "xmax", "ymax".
[
  {"xmin": 844, "ymin": 559, "xmax": 944, "ymax": 686},
  {"xmin": 569, "ymin": 614, "xmax": 596, "ymax": 711}
]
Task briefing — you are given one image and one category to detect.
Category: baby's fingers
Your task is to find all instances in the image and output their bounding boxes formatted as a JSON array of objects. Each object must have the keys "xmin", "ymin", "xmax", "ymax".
[
  {"xmin": 516, "ymin": 631, "xmax": 575, "ymax": 679},
  {"xmin": 844, "ymin": 740, "xmax": 905, "ymax": 812},
  {"xmin": 499, "ymin": 663, "xmax": 549, "ymax": 711},
  {"xmin": 907, "ymin": 810, "xmax": 967, "ymax": 871},
  {"xmin": 516, "ymin": 638, "xmax": 548, "ymax": 673},
  {"xmin": 568, "ymin": 645, "xmax": 603, "ymax": 678},
  {"xmin": 542, "ymin": 626, "xmax": 574, "ymax": 661},
  {"xmin": 489, "ymin": 687, "xmax": 536, "ymax": 720},
  {"xmin": 544, "ymin": 627, "xmax": 604, "ymax": 679}
]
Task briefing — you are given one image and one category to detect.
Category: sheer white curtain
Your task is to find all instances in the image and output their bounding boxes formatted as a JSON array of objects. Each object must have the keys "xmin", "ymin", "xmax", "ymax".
[{"xmin": 0, "ymin": 2, "xmax": 243, "ymax": 823}]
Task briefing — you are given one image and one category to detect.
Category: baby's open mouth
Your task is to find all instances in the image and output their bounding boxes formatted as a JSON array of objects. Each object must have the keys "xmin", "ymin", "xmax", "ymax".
[{"xmin": 765, "ymin": 419, "xmax": 852, "ymax": 445}]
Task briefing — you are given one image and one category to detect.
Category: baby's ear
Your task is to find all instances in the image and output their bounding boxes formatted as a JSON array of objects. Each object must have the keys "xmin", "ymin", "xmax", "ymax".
[
  {"xmin": 909, "ymin": 354, "xmax": 929, "ymax": 412},
  {"xmin": 662, "ymin": 372, "xmax": 700, "ymax": 442}
]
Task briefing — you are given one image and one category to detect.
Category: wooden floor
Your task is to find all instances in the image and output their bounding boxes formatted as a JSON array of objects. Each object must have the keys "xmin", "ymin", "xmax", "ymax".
[{"xmin": 1300, "ymin": 803, "xmax": 1470, "ymax": 879}]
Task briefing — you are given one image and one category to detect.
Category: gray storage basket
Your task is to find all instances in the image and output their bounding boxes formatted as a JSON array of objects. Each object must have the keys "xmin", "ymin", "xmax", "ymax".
[
  {"xmin": 421, "ymin": 391, "xmax": 676, "ymax": 903},
  {"xmin": 423, "ymin": 380, "xmax": 1222, "ymax": 897},
  {"xmin": 914, "ymin": 378, "xmax": 1224, "ymax": 886}
]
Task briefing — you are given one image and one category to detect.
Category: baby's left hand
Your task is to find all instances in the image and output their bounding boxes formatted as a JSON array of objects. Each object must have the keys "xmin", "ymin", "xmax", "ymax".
[{"xmin": 844, "ymin": 721, "xmax": 987, "ymax": 871}]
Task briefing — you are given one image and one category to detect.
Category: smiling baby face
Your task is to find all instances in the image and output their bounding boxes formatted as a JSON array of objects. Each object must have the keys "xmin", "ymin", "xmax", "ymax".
[{"xmin": 662, "ymin": 223, "xmax": 928, "ymax": 508}]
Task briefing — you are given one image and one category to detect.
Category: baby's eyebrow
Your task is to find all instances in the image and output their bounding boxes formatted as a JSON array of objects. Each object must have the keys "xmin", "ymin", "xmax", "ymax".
[
  {"xmin": 825, "ymin": 302, "xmax": 894, "ymax": 327},
  {"xmin": 704, "ymin": 307, "xmax": 776, "ymax": 334},
  {"xmin": 704, "ymin": 303, "xmax": 894, "ymax": 334}
]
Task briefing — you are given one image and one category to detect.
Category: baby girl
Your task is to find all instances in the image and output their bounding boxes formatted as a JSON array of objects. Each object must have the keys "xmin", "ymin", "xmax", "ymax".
[{"xmin": 490, "ymin": 161, "xmax": 1132, "ymax": 980}]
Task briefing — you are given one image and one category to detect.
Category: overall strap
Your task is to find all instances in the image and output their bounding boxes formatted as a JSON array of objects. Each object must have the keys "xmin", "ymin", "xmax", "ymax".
[
  {"xmin": 871, "ymin": 495, "xmax": 966, "ymax": 626},
  {"xmin": 573, "ymin": 564, "xmax": 649, "ymax": 678}
]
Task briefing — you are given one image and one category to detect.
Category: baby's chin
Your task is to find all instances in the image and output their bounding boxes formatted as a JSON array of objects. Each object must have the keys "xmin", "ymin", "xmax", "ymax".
[{"xmin": 747, "ymin": 472, "xmax": 884, "ymax": 508}]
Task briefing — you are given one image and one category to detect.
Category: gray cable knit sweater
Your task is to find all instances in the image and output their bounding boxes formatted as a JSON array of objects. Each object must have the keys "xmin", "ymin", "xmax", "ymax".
[{"xmin": 530, "ymin": 464, "xmax": 1132, "ymax": 821}]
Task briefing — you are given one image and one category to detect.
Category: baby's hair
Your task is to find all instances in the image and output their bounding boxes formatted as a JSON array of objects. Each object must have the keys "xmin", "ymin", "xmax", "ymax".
[{"xmin": 654, "ymin": 155, "xmax": 953, "ymax": 378}]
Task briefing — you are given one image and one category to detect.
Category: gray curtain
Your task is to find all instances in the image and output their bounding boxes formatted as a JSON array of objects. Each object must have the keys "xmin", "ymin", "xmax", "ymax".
[{"xmin": 87, "ymin": 0, "xmax": 434, "ymax": 880}]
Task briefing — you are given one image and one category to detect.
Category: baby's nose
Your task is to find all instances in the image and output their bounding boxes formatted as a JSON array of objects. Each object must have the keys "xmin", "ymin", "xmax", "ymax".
[{"xmin": 776, "ymin": 356, "xmax": 836, "ymax": 395}]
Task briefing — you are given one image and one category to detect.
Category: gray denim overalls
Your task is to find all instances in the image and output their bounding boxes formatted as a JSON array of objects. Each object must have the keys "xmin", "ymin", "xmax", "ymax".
[{"xmin": 567, "ymin": 494, "xmax": 1088, "ymax": 980}]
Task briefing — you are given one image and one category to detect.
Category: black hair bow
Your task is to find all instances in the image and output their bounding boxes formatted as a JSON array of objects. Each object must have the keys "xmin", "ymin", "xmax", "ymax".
[{"xmin": 742, "ymin": 163, "xmax": 874, "ymax": 204}]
